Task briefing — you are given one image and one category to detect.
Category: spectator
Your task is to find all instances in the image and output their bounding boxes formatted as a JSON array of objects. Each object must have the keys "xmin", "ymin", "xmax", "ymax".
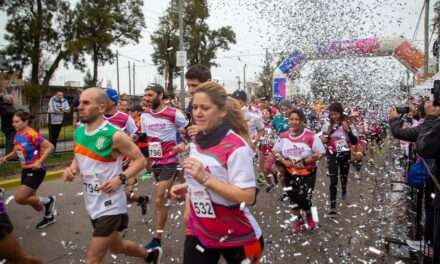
[
  {"xmin": 0, "ymin": 94, "xmax": 16, "ymax": 154},
  {"xmin": 47, "ymin": 91, "xmax": 70, "ymax": 153},
  {"xmin": 118, "ymin": 98, "xmax": 130, "ymax": 114}
]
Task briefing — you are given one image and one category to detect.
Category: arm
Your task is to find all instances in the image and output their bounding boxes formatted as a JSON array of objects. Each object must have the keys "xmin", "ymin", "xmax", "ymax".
[
  {"xmin": 203, "ymin": 176, "xmax": 256, "ymax": 205},
  {"xmin": 389, "ymin": 117, "xmax": 421, "ymax": 142},
  {"xmin": 36, "ymin": 139, "xmax": 54, "ymax": 164},
  {"xmin": 0, "ymin": 149, "xmax": 18, "ymax": 164},
  {"xmin": 63, "ymin": 99, "xmax": 71, "ymax": 113}
]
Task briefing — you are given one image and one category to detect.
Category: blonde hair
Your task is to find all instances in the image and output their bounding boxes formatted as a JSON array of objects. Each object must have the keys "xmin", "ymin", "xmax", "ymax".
[{"xmin": 194, "ymin": 81, "xmax": 251, "ymax": 144}]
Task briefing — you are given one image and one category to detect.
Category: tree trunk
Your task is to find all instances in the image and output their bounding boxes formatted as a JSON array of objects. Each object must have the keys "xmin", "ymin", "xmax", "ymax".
[
  {"xmin": 167, "ymin": 65, "xmax": 174, "ymax": 96},
  {"xmin": 29, "ymin": 0, "xmax": 43, "ymax": 115},
  {"xmin": 42, "ymin": 51, "xmax": 66, "ymax": 88},
  {"xmin": 92, "ymin": 46, "xmax": 99, "ymax": 86}
]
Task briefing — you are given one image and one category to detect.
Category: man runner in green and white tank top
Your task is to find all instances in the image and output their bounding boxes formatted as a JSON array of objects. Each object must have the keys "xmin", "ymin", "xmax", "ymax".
[{"xmin": 63, "ymin": 88, "xmax": 161, "ymax": 264}]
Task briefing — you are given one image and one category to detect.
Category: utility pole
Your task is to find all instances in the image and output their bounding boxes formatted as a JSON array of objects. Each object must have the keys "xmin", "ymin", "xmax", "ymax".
[
  {"xmin": 133, "ymin": 63, "xmax": 136, "ymax": 96},
  {"xmin": 424, "ymin": 0, "xmax": 430, "ymax": 78},
  {"xmin": 128, "ymin": 61, "xmax": 131, "ymax": 96},
  {"xmin": 178, "ymin": 0, "xmax": 185, "ymax": 109},
  {"xmin": 243, "ymin": 64, "xmax": 247, "ymax": 95},
  {"xmin": 116, "ymin": 50, "xmax": 120, "ymax": 94}
]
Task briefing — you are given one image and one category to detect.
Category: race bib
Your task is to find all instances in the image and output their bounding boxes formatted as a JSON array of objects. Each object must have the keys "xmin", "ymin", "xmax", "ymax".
[
  {"xmin": 16, "ymin": 150, "xmax": 25, "ymax": 164},
  {"xmin": 191, "ymin": 189, "xmax": 216, "ymax": 219},
  {"xmin": 148, "ymin": 142, "xmax": 163, "ymax": 158},
  {"xmin": 83, "ymin": 174, "xmax": 101, "ymax": 196},
  {"xmin": 336, "ymin": 139, "xmax": 349, "ymax": 153}
]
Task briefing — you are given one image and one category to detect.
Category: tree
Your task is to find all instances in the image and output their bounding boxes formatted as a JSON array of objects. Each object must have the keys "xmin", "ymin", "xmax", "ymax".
[
  {"xmin": 255, "ymin": 50, "xmax": 275, "ymax": 98},
  {"xmin": 74, "ymin": 0, "xmax": 145, "ymax": 86},
  {"xmin": 1, "ymin": 0, "xmax": 82, "ymax": 111},
  {"xmin": 151, "ymin": 0, "xmax": 236, "ymax": 96}
]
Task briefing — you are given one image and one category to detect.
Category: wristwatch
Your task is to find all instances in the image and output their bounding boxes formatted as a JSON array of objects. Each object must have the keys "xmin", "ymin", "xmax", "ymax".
[{"xmin": 119, "ymin": 173, "xmax": 127, "ymax": 185}]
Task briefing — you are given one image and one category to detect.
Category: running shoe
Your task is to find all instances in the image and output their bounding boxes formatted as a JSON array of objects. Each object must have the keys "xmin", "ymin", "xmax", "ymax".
[
  {"xmin": 292, "ymin": 218, "xmax": 304, "ymax": 235},
  {"xmin": 44, "ymin": 196, "xmax": 56, "ymax": 217},
  {"xmin": 36, "ymin": 216, "xmax": 56, "ymax": 229},
  {"xmin": 145, "ymin": 238, "xmax": 161, "ymax": 251},
  {"xmin": 138, "ymin": 195, "xmax": 150, "ymax": 216},
  {"xmin": 328, "ymin": 208, "xmax": 337, "ymax": 217},
  {"xmin": 265, "ymin": 184, "xmax": 275, "ymax": 193},
  {"xmin": 145, "ymin": 246, "xmax": 162, "ymax": 264},
  {"xmin": 306, "ymin": 214, "xmax": 316, "ymax": 230}
]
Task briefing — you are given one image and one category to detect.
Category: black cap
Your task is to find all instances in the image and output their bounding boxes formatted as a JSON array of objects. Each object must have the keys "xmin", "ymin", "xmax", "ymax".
[{"xmin": 231, "ymin": 90, "xmax": 247, "ymax": 103}]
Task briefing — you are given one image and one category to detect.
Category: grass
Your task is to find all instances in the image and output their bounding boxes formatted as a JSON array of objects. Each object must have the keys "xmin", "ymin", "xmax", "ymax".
[
  {"xmin": 0, "ymin": 125, "xmax": 74, "ymax": 147},
  {"xmin": 0, "ymin": 151, "xmax": 74, "ymax": 177}
]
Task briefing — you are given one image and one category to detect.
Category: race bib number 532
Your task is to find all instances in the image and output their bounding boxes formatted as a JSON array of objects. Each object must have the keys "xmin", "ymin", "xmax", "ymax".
[{"xmin": 191, "ymin": 190, "xmax": 216, "ymax": 219}]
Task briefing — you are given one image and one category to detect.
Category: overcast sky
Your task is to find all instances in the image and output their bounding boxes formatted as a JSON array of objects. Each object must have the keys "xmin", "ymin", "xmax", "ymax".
[{"xmin": 0, "ymin": 0, "xmax": 437, "ymax": 95}]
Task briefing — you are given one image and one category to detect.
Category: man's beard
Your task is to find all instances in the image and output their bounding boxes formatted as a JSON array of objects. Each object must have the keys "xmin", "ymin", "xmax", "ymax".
[{"xmin": 80, "ymin": 113, "xmax": 99, "ymax": 124}]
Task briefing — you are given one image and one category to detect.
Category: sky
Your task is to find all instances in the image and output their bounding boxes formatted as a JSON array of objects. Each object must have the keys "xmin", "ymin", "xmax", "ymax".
[{"xmin": 0, "ymin": 0, "xmax": 438, "ymax": 95}]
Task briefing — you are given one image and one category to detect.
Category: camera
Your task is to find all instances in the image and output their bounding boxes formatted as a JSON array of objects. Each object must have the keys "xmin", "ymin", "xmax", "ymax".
[
  {"xmin": 432, "ymin": 80, "xmax": 440, "ymax": 106},
  {"xmin": 395, "ymin": 106, "xmax": 410, "ymax": 114}
]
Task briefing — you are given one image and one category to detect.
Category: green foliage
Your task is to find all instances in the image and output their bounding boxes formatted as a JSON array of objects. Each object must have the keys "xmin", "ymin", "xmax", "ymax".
[
  {"xmin": 23, "ymin": 83, "xmax": 46, "ymax": 98},
  {"xmin": 255, "ymin": 51, "xmax": 275, "ymax": 98},
  {"xmin": 150, "ymin": 0, "xmax": 236, "ymax": 94},
  {"xmin": 74, "ymin": 0, "xmax": 145, "ymax": 85}
]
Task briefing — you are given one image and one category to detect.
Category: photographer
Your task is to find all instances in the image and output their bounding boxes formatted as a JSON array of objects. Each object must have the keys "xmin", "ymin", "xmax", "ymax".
[
  {"xmin": 0, "ymin": 94, "xmax": 16, "ymax": 154},
  {"xmin": 389, "ymin": 101, "xmax": 437, "ymax": 257},
  {"xmin": 415, "ymin": 100, "xmax": 440, "ymax": 262}
]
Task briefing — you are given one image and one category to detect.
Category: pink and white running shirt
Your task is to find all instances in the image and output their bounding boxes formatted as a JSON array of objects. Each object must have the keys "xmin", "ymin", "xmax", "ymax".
[
  {"xmin": 140, "ymin": 106, "xmax": 188, "ymax": 165},
  {"xmin": 104, "ymin": 111, "xmax": 137, "ymax": 136},
  {"xmin": 273, "ymin": 129, "xmax": 325, "ymax": 169},
  {"xmin": 186, "ymin": 130, "xmax": 262, "ymax": 248}
]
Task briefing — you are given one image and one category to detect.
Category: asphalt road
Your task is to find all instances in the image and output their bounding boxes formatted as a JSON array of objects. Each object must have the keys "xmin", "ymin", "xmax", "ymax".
[{"xmin": 2, "ymin": 140, "xmax": 412, "ymax": 263}]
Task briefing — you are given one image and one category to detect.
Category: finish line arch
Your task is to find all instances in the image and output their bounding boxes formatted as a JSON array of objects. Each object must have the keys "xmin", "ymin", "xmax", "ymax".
[{"xmin": 272, "ymin": 36, "xmax": 425, "ymax": 99}]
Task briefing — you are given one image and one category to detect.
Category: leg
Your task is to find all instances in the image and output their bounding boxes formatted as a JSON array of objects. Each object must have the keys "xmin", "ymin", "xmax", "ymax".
[
  {"xmin": 183, "ymin": 236, "xmax": 221, "ymax": 264},
  {"xmin": 153, "ymin": 178, "xmax": 174, "ymax": 239},
  {"xmin": 327, "ymin": 155, "xmax": 339, "ymax": 210},
  {"xmin": 51, "ymin": 124, "xmax": 62, "ymax": 151},
  {"xmin": 432, "ymin": 207, "xmax": 440, "ymax": 263},
  {"xmin": 86, "ymin": 232, "xmax": 115, "ymax": 264},
  {"xmin": 14, "ymin": 185, "xmax": 43, "ymax": 212},
  {"xmin": 222, "ymin": 237, "xmax": 264, "ymax": 264},
  {"xmin": 339, "ymin": 154, "xmax": 350, "ymax": 196},
  {"xmin": 108, "ymin": 232, "xmax": 148, "ymax": 258},
  {"xmin": 0, "ymin": 231, "xmax": 42, "ymax": 264}
]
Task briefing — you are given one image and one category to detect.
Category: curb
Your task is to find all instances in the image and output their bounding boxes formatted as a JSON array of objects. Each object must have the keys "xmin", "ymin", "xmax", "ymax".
[{"xmin": 0, "ymin": 169, "xmax": 64, "ymax": 190}]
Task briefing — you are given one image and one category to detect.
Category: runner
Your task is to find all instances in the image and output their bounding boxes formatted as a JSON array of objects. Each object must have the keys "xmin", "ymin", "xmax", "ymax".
[
  {"xmin": 63, "ymin": 87, "xmax": 161, "ymax": 263},
  {"xmin": 272, "ymin": 99, "xmax": 291, "ymax": 134},
  {"xmin": 273, "ymin": 109, "xmax": 325, "ymax": 234},
  {"xmin": 321, "ymin": 102, "xmax": 358, "ymax": 216},
  {"xmin": 0, "ymin": 110, "xmax": 56, "ymax": 229},
  {"xmin": 0, "ymin": 188, "xmax": 43, "ymax": 263},
  {"xmin": 170, "ymin": 81, "xmax": 263, "ymax": 264},
  {"xmin": 104, "ymin": 88, "xmax": 149, "ymax": 216},
  {"xmin": 140, "ymin": 84, "xmax": 189, "ymax": 251},
  {"xmin": 259, "ymin": 107, "xmax": 278, "ymax": 192}
]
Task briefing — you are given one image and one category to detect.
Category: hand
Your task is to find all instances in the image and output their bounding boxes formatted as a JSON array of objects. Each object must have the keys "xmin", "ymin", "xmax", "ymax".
[
  {"xmin": 63, "ymin": 165, "xmax": 78, "ymax": 182},
  {"xmin": 187, "ymin": 125, "xmax": 202, "ymax": 137},
  {"xmin": 424, "ymin": 101, "xmax": 440, "ymax": 117},
  {"xmin": 182, "ymin": 157, "xmax": 206, "ymax": 184},
  {"xmin": 342, "ymin": 121, "xmax": 350, "ymax": 132},
  {"xmin": 174, "ymin": 142, "xmax": 188, "ymax": 154},
  {"xmin": 170, "ymin": 183, "xmax": 188, "ymax": 201},
  {"xmin": 388, "ymin": 107, "xmax": 400, "ymax": 121},
  {"xmin": 31, "ymin": 160, "xmax": 42, "ymax": 170},
  {"xmin": 99, "ymin": 176, "xmax": 122, "ymax": 193},
  {"xmin": 0, "ymin": 156, "xmax": 6, "ymax": 165}
]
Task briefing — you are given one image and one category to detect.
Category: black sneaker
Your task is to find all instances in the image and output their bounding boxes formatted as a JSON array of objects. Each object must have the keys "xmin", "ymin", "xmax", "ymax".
[
  {"xmin": 144, "ymin": 246, "xmax": 162, "ymax": 264},
  {"xmin": 44, "ymin": 196, "xmax": 56, "ymax": 217},
  {"xmin": 138, "ymin": 195, "xmax": 150, "ymax": 216},
  {"xmin": 36, "ymin": 216, "xmax": 56, "ymax": 229},
  {"xmin": 328, "ymin": 208, "xmax": 337, "ymax": 218}
]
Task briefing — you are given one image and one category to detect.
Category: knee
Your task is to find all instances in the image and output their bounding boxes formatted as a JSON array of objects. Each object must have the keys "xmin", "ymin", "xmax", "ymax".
[
  {"xmin": 154, "ymin": 194, "xmax": 166, "ymax": 208},
  {"xmin": 14, "ymin": 194, "xmax": 27, "ymax": 205}
]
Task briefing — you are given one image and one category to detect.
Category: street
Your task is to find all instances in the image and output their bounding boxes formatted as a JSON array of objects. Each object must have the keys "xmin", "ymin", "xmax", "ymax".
[{"xmin": 2, "ymin": 140, "xmax": 411, "ymax": 263}]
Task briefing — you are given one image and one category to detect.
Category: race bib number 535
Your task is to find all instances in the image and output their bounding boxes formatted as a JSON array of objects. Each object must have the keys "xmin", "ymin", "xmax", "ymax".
[{"xmin": 191, "ymin": 190, "xmax": 216, "ymax": 219}]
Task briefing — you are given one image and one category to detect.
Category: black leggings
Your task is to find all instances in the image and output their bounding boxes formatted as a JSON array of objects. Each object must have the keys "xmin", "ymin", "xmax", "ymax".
[
  {"xmin": 183, "ymin": 236, "xmax": 264, "ymax": 264},
  {"xmin": 327, "ymin": 152, "xmax": 351, "ymax": 209},
  {"xmin": 283, "ymin": 171, "xmax": 317, "ymax": 212}
]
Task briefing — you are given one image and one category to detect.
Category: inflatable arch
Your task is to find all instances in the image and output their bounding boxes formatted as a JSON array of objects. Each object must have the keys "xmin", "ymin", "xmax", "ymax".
[{"xmin": 273, "ymin": 36, "xmax": 425, "ymax": 98}]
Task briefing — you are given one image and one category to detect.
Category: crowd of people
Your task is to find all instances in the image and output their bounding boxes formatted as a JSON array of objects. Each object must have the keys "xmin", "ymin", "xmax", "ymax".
[{"xmin": 1, "ymin": 63, "xmax": 440, "ymax": 263}]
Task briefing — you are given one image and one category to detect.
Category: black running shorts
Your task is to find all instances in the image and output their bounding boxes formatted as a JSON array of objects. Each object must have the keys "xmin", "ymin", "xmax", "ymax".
[
  {"xmin": 91, "ymin": 214, "xmax": 129, "ymax": 237},
  {"xmin": 21, "ymin": 168, "xmax": 46, "ymax": 190},
  {"xmin": 152, "ymin": 163, "xmax": 177, "ymax": 182}
]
